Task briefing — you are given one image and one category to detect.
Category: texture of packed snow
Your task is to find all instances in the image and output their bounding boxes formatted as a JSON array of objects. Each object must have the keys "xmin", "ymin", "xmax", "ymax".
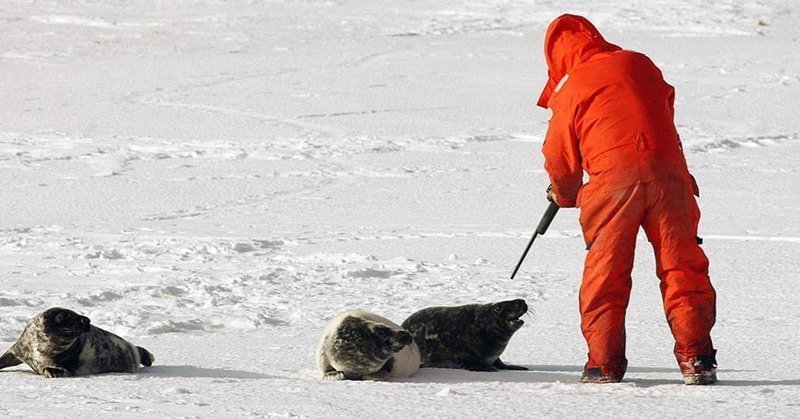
[{"xmin": 2, "ymin": 0, "xmax": 799, "ymax": 417}]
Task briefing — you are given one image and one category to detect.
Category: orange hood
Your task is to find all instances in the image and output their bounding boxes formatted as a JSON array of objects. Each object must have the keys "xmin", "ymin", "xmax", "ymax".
[{"xmin": 537, "ymin": 14, "xmax": 621, "ymax": 108}]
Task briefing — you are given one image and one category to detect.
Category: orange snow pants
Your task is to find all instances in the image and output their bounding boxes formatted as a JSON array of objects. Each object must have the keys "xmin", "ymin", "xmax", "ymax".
[{"xmin": 578, "ymin": 177, "xmax": 716, "ymax": 379}]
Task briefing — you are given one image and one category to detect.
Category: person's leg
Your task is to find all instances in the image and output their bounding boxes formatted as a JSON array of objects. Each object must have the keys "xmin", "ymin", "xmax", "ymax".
[
  {"xmin": 578, "ymin": 183, "xmax": 646, "ymax": 382},
  {"xmin": 642, "ymin": 178, "xmax": 716, "ymax": 382}
]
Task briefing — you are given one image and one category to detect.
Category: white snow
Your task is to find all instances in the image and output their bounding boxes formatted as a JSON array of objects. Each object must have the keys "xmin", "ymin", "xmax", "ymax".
[{"xmin": 2, "ymin": 0, "xmax": 800, "ymax": 417}]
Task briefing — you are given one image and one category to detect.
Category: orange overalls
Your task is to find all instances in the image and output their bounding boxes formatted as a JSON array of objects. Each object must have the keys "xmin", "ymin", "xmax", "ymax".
[{"xmin": 538, "ymin": 14, "xmax": 716, "ymax": 381}]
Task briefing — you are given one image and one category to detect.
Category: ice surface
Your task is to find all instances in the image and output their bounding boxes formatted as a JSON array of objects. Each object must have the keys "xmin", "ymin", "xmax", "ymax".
[{"xmin": 2, "ymin": 0, "xmax": 800, "ymax": 417}]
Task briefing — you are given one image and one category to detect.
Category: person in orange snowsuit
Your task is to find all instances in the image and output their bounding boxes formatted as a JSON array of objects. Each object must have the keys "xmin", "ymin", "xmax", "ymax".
[{"xmin": 537, "ymin": 14, "xmax": 717, "ymax": 385}]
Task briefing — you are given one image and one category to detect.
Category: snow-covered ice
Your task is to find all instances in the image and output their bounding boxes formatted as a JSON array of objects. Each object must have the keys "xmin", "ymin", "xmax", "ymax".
[{"xmin": 2, "ymin": 0, "xmax": 800, "ymax": 417}]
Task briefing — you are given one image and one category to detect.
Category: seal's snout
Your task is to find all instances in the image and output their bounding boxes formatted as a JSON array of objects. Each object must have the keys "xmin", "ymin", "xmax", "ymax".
[
  {"xmin": 495, "ymin": 299, "xmax": 528, "ymax": 331},
  {"xmin": 79, "ymin": 316, "xmax": 91, "ymax": 332},
  {"xmin": 496, "ymin": 299, "xmax": 528, "ymax": 318},
  {"xmin": 502, "ymin": 299, "xmax": 526, "ymax": 318},
  {"xmin": 513, "ymin": 299, "xmax": 528, "ymax": 316}
]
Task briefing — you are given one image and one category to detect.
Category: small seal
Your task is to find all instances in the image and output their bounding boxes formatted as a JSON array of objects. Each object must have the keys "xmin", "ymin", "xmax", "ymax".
[
  {"xmin": 401, "ymin": 299, "xmax": 529, "ymax": 372},
  {"xmin": 0, "ymin": 307, "xmax": 154, "ymax": 378},
  {"xmin": 316, "ymin": 310, "xmax": 420, "ymax": 381}
]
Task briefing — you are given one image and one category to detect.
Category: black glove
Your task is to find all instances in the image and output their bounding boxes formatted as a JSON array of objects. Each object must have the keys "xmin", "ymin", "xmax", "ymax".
[{"xmin": 546, "ymin": 184, "xmax": 557, "ymax": 203}]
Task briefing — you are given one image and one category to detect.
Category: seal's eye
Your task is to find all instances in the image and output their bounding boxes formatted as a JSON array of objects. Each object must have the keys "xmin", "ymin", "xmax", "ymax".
[
  {"xmin": 492, "ymin": 305, "xmax": 503, "ymax": 314},
  {"xmin": 54, "ymin": 313, "xmax": 65, "ymax": 324}
]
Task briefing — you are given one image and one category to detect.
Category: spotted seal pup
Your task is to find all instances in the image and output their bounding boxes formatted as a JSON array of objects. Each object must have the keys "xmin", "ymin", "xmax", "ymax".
[
  {"xmin": 0, "ymin": 307, "xmax": 154, "ymax": 377},
  {"xmin": 316, "ymin": 310, "xmax": 421, "ymax": 381},
  {"xmin": 401, "ymin": 299, "xmax": 529, "ymax": 372}
]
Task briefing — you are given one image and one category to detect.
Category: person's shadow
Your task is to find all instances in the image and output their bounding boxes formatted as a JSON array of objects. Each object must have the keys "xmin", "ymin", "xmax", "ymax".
[
  {"xmin": 401, "ymin": 364, "xmax": 578, "ymax": 384},
  {"xmin": 401, "ymin": 364, "xmax": 800, "ymax": 387}
]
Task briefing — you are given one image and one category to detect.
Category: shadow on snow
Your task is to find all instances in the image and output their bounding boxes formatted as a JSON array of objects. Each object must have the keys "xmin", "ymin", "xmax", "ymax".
[
  {"xmin": 142, "ymin": 365, "xmax": 279, "ymax": 379},
  {"xmin": 402, "ymin": 365, "xmax": 799, "ymax": 387},
  {"xmin": 0, "ymin": 365, "xmax": 279, "ymax": 380}
]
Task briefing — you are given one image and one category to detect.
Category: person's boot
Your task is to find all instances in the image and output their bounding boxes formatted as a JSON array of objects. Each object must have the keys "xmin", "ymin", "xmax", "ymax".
[
  {"xmin": 580, "ymin": 360, "xmax": 627, "ymax": 383},
  {"xmin": 679, "ymin": 351, "xmax": 717, "ymax": 385}
]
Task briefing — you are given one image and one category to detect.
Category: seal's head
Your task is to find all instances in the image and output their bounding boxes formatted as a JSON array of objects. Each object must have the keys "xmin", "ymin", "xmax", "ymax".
[
  {"xmin": 331, "ymin": 316, "xmax": 412, "ymax": 376},
  {"xmin": 40, "ymin": 308, "xmax": 91, "ymax": 342},
  {"xmin": 490, "ymin": 299, "xmax": 528, "ymax": 332}
]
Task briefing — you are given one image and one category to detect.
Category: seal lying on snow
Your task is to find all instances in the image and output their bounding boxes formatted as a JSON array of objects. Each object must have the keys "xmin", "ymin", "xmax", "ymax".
[
  {"xmin": 0, "ymin": 307, "xmax": 154, "ymax": 378},
  {"xmin": 316, "ymin": 310, "xmax": 420, "ymax": 381},
  {"xmin": 401, "ymin": 299, "xmax": 529, "ymax": 372}
]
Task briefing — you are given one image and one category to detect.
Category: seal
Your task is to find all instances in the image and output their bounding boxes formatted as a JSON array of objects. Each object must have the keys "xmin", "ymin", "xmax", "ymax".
[
  {"xmin": 0, "ymin": 307, "xmax": 154, "ymax": 378},
  {"xmin": 401, "ymin": 299, "xmax": 529, "ymax": 372},
  {"xmin": 316, "ymin": 310, "xmax": 420, "ymax": 381}
]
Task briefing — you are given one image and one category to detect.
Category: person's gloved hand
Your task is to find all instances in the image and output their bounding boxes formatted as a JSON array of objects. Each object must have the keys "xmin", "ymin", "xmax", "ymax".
[{"xmin": 546, "ymin": 184, "xmax": 558, "ymax": 204}]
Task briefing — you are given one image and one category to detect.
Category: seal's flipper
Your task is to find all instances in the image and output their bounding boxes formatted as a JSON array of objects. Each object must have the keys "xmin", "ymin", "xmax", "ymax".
[
  {"xmin": 137, "ymin": 346, "xmax": 154, "ymax": 367},
  {"xmin": 42, "ymin": 366, "xmax": 71, "ymax": 378},
  {"xmin": 493, "ymin": 358, "xmax": 529, "ymax": 370},
  {"xmin": 323, "ymin": 370, "xmax": 348, "ymax": 381},
  {"xmin": 0, "ymin": 351, "xmax": 22, "ymax": 370},
  {"xmin": 463, "ymin": 361, "xmax": 498, "ymax": 372}
]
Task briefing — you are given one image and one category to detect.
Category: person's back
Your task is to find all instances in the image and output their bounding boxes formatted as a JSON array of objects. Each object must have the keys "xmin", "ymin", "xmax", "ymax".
[
  {"xmin": 569, "ymin": 50, "xmax": 690, "ymax": 185},
  {"xmin": 540, "ymin": 17, "xmax": 695, "ymax": 207}
]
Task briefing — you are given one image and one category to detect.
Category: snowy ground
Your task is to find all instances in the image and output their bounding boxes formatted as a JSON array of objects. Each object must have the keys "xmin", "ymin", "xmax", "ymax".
[{"xmin": 2, "ymin": 0, "xmax": 800, "ymax": 417}]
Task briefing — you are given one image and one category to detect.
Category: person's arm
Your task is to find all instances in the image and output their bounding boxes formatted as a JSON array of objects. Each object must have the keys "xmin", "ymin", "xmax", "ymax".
[{"xmin": 541, "ymin": 105, "xmax": 582, "ymax": 207}]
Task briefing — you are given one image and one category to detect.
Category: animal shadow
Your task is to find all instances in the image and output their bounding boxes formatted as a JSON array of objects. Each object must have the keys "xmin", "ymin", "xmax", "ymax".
[
  {"xmin": 0, "ymin": 365, "xmax": 277, "ymax": 380},
  {"xmin": 143, "ymin": 365, "xmax": 278, "ymax": 380}
]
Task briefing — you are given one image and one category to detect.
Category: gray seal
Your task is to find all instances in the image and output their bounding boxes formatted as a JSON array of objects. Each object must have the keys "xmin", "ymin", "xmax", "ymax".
[
  {"xmin": 0, "ymin": 307, "xmax": 154, "ymax": 377},
  {"xmin": 316, "ymin": 310, "xmax": 420, "ymax": 381},
  {"xmin": 401, "ymin": 299, "xmax": 529, "ymax": 372}
]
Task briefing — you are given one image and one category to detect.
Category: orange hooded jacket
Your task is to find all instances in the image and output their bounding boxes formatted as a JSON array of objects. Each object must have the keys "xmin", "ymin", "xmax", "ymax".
[{"xmin": 539, "ymin": 14, "xmax": 695, "ymax": 208}]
